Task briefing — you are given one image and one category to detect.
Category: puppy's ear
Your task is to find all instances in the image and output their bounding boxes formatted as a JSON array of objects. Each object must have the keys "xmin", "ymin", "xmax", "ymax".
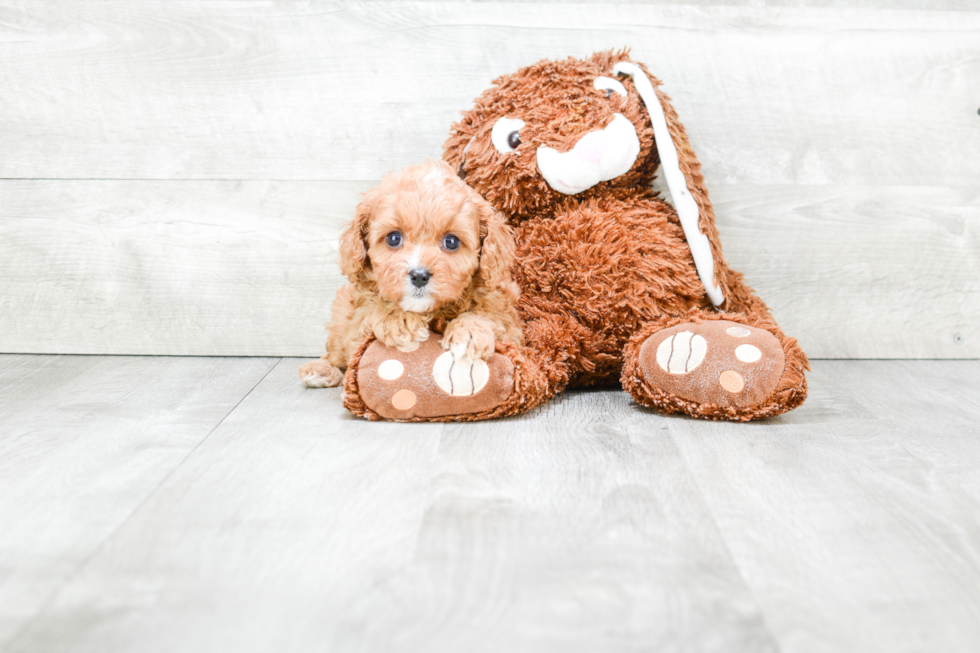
[
  {"xmin": 339, "ymin": 188, "xmax": 376, "ymax": 290},
  {"xmin": 475, "ymin": 196, "xmax": 515, "ymax": 292}
]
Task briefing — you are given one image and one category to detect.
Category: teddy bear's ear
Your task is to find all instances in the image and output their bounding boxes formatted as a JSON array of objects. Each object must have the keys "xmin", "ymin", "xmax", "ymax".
[
  {"xmin": 614, "ymin": 61, "xmax": 727, "ymax": 307},
  {"xmin": 475, "ymin": 196, "xmax": 515, "ymax": 293},
  {"xmin": 338, "ymin": 188, "xmax": 377, "ymax": 291}
]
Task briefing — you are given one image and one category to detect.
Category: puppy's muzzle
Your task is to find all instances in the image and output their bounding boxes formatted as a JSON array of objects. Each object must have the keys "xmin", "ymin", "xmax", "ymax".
[{"xmin": 409, "ymin": 268, "xmax": 431, "ymax": 288}]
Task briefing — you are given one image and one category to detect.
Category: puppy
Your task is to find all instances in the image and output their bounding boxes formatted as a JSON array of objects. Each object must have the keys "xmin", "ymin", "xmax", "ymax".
[{"xmin": 299, "ymin": 159, "xmax": 522, "ymax": 388}]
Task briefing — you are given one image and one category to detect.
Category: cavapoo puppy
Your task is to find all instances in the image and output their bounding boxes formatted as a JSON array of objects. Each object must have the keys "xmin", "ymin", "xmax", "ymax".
[{"xmin": 299, "ymin": 159, "xmax": 522, "ymax": 388}]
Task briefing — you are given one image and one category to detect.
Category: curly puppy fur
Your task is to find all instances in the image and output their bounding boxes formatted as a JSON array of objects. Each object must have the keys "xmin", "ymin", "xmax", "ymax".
[{"xmin": 299, "ymin": 159, "xmax": 522, "ymax": 388}]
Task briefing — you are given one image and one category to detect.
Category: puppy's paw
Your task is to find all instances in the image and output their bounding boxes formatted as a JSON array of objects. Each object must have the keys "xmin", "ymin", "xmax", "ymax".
[
  {"xmin": 299, "ymin": 359, "xmax": 344, "ymax": 388},
  {"xmin": 443, "ymin": 316, "xmax": 496, "ymax": 361},
  {"xmin": 374, "ymin": 312, "xmax": 430, "ymax": 350}
]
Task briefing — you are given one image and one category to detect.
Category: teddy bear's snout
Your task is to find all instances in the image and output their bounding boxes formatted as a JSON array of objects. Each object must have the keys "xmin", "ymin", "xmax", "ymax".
[{"xmin": 535, "ymin": 113, "xmax": 640, "ymax": 195}]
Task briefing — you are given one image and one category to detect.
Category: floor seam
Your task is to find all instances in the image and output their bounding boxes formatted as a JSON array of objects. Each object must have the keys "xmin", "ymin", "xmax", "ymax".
[
  {"xmin": 2, "ymin": 356, "xmax": 283, "ymax": 651},
  {"xmin": 662, "ymin": 425, "xmax": 785, "ymax": 653}
]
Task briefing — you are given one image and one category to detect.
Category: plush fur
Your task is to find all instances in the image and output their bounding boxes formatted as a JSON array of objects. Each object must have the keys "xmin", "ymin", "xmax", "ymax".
[
  {"xmin": 299, "ymin": 159, "xmax": 522, "ymax": 388},
  {"xmin": 342, "ymin": 49, "xmax": 808, "ymax": 422}
]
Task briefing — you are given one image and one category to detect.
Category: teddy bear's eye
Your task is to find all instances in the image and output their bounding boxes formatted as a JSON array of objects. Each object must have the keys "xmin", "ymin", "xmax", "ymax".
[
  {"xmin": 442, "ymin": 234, "xmax": 460, "ymax": 251},
  {"xmin": 385, "ymin": 231, "xmax": 403, "ymax": 248},
  {"xmin": 491, "ymin": 117, "xmax": 526, "ymax": 154},
  {"xmin": 593, "ymin": 76, "xmax": 627, "ymax": 99}
]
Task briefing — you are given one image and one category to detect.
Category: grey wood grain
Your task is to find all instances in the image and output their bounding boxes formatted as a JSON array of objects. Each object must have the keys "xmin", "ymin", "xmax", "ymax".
[
  {"xmin": 3, "ymin": 357, "xmax": 980, "ymax": 651},
  {"xmin": 4, "ymin": 358, "xmax": 776, "ymax": 653},
  {"xmin": 711, "ymin": 184, "xmax": 980, "ymax": 360},
  {"xmin": 0, "ymin": 354, "xmax": 279, "ymax": 649},
  {"xmin": 0, "ymin": 180, "xmax": 369, "ymax": 356},
  {"xmin": 0, "ymin": 2, "xmax": 977, "ymax": 185},
  {"xmin": 419, "ymin": 0, "xmax": 980, "ymax": 7},
  {"xmin": 1, "ymin": 180, "xmax": 975, "ymax": 358},
  {"xmin": 663, "ymin": 360, "xmax": 980, "ymax": 652}
]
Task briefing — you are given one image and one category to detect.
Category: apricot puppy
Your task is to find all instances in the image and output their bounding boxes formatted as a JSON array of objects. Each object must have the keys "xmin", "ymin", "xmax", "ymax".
[{"xmin": 299, "ymin": 159, "xmax": 522, "ymax": 388}]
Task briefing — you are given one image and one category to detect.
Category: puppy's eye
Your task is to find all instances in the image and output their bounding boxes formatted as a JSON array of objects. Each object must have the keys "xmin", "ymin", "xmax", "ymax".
[
  {"xmin": 593, "ymin": 76, "xmax": 627, "ymax": 99},
  {"xmin": 491, "ymin": 117, "xmax": 526, "ymax": 154},
  {"xmin": 442, "ymin": 234, "xmax": 461, "ymax": 251},
  {"xmin": 385, "ymin": 231, "xmax": 403, "ymax": 248}
]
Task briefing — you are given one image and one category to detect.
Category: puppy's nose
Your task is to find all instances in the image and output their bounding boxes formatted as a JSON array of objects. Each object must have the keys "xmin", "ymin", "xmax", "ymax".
[{"xmin": 409, "ymin": 268, "xmax": 431, "ymax": 288}]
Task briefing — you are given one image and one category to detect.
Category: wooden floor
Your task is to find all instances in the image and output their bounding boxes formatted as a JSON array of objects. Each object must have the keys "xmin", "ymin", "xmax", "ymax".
[{"xmin": 0, "ymin": 355, "xmax": 978, "ymax": 652}]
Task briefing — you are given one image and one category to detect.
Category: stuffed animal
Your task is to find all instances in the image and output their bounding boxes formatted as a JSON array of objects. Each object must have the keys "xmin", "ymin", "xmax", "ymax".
[{"xmin": 344, "ymin": 49, "xmax": 808, "ymax": 422}]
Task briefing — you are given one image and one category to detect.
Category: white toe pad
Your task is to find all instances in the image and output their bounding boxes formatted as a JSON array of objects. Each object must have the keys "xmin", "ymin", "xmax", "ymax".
[
  {"xmin": 433, "ymin": 352, "xmax": 490, "ymax": 396},
  {"xmin": 656, "ymin": 331, "xmax": 707, "ymax": 374}
]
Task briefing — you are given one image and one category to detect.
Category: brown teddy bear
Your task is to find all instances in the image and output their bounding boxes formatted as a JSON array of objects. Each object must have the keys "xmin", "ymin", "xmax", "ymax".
[{"xmin": 344, "ymin": 49, "xmax": 808, "ymax": 422}]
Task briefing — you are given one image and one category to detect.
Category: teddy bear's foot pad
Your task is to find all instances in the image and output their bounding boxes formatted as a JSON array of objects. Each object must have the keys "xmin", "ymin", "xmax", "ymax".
[
  {"xmin": 638, "ymin": 320, "xmax": 785, "ymax": 409},
  {"xmin": 356, "ymin": 336, "xmax": 515, "ymax": 420}
]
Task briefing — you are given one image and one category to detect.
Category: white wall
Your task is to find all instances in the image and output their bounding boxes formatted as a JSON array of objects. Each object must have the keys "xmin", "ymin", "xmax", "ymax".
[{"xmin": 1, "ymin": 1, "xmax": 977, "ymax": 357}]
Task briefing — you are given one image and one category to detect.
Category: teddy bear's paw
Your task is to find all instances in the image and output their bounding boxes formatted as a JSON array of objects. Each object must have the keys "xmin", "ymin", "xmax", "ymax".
[
  {"xmin": 352, "ymin": 331, "xmax": 517, "ymax": 421},
  {"xmin": 636, "ymin": 320, "xmax": 786, "ymax": 412},
  {"xmin": 299, "ymin": 359, "xmax": 344, "ymax": 388}
]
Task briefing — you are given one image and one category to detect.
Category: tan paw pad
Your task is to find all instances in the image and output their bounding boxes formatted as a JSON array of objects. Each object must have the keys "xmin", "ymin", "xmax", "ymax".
[
  {"xmin": 719, "ymin": 370, "xmax": 745, "ymax": 393},
  {"xmin": 391, "ymin": 389, "xmax": 417, "ymax": 410}
]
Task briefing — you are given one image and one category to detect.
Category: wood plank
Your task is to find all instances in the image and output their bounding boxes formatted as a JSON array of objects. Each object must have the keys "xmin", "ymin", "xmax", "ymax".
[
  {"xmin": 711, "ymin": 184, "xmax": 980, "ymax": 360},
  {"xmin": 2, "ymin": 2, "xmax": 977, "ymax": 358},
  {"xmin": 664, "ymin": 360, "xmax": 980, "ymax": 652},
  {"xmin": 412, "ymin": 0, "xmax": 980, "ymax": 7},
  {"xmin": 0, "ymin": 2, "xmax": 976, "ymax": 186},
  {"xmin": 0, "ymin": 354, "xmax": 278, "ymax": 649},
  {"xmin": 4, "ymin": 358, "xmax": 775, "ymax": 653},
  {"xmin": 0, "ymin": 180, "xmax": 370, "ymax": 356},
  {"xmin": 1, "ymin": 180, "xmax": 975, "ymax": 358}
]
